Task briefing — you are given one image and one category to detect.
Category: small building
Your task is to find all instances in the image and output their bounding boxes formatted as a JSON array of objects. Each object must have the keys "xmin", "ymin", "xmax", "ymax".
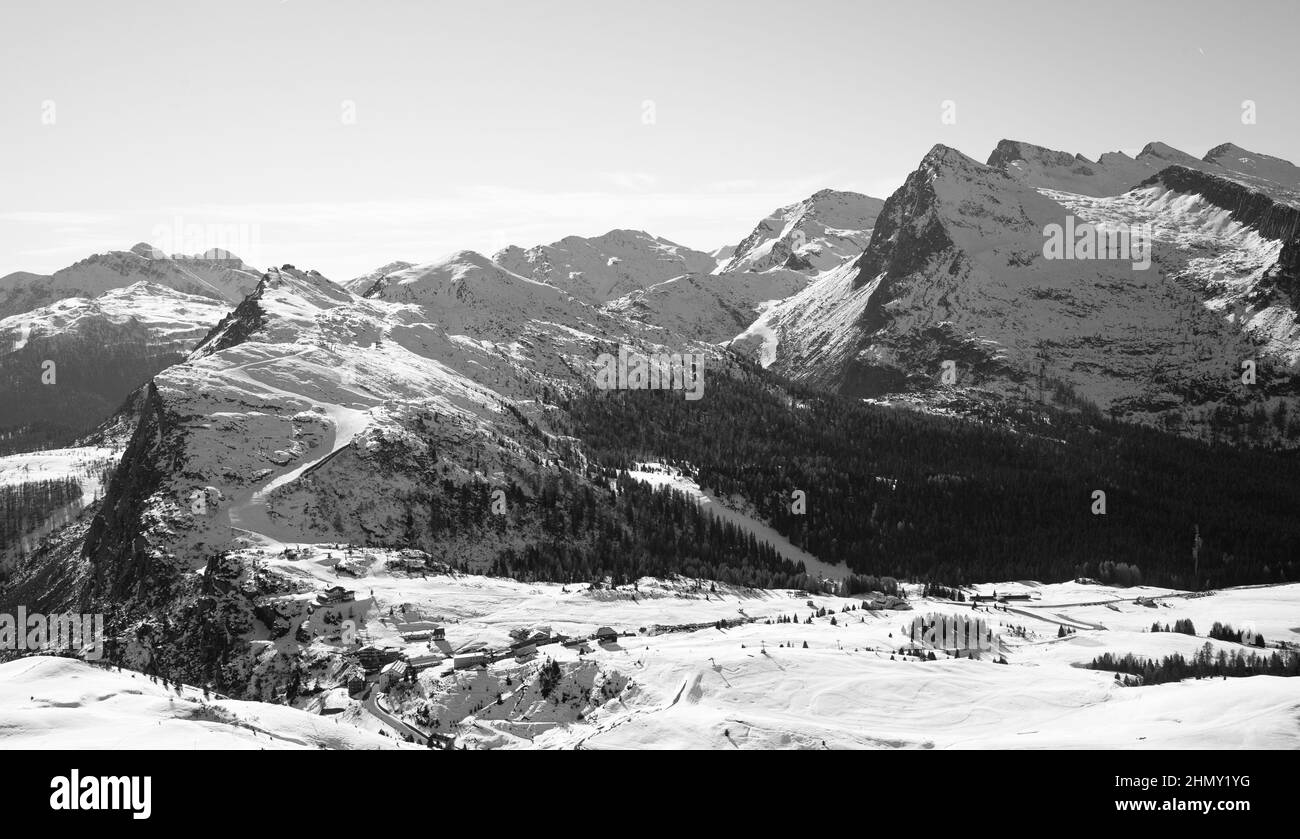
[
  {"xmin": 453, "ymin": 652, "xmax": 488, "ymax": 670},
  {"xmin": 318, "ymin": 586, "xmax": 355, "ymax": 605},
  {"xmin": 428, "ymin": 732, "xmax": 456, "ymax": 750},
  {"xmin": 356, "ymin": 645, "xmax": 403, "ymax": 673},
  {"xmin": 378, "ymin": 659, "xmax": 409, "ymax": 689},
  {"xmin": 595, "ymin": 626, "xmax": 618, "ymax": 644},
  {"xmin": 408, "ymin": 653, "xmax": 445, "ymax": 671},
  {"xmin": 396, "ymin": 621, "xmax": 444, "ymax": 642},
  {"xmin": 346, "ymin": 674, "xmax": 367, "ymax": 695},
  {"xmin": 513, "ymin": 643, "xmax": 538, "ymax": 661}
]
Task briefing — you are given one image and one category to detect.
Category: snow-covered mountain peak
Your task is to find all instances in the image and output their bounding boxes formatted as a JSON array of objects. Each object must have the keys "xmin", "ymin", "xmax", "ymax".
[
  {"xmin": 730, "ymin": 138, "xmax": 1300, "ymax": 440},
  {"xmin": 344, "ymin": 260, "xmax": 415, "ymax": 294},
  {"xmin": 1136, "ymin": 141, "xmax": 1202, "ymax": 167},
  {"xmin": 718, "ymin": 188, "xmax": 884, "ymax": 276},
  {"xmin": 494, "ymin": 229, "xmax": 715, "ymax": 304},
  {"xmin": 0, "ymin": 244, "xmax": 262, "ymax": 320},
  {"xmin": 1203, "ymin": 142, "xmax": 1300, "ymax": 191}
]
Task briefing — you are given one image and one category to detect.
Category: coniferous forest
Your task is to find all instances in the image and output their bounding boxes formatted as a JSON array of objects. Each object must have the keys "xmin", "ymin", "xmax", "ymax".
[
  {"xmin": 0, "ymin": 477, "xmax": 82, "ymax": 577},
  {"xmin": 0, "ymin": 321, "xmax": 184, "ymax": 454},
  {"xmin": 560, "ymin": 362, "xmax": 1300, "ymax": 589},
  {"xmin": 1089, "ymin": 646, "xmax": 1300, "ymax": 684}
]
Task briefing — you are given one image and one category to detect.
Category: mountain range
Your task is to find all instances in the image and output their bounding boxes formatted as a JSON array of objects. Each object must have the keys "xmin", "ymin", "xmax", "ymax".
[{"xmin": 3, "ymin": 135, "xmax": 1300, "ymax": 702}]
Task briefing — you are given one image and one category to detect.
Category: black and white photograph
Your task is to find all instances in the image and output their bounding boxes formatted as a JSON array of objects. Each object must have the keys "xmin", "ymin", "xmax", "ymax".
[{"xmin": 0, "ymin": 0, "xmax": 1295, "ymax": 810}]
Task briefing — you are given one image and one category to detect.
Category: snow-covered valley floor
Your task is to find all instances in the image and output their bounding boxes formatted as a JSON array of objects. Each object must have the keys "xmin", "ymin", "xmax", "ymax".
[{"xmin": 7, "ymin": 543, "xmax": 1296, "ymax": 750}]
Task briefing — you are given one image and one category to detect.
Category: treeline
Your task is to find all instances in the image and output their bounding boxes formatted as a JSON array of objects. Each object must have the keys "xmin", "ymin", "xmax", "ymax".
[
  {"xmin": 1089, "ymin": 646, "xmax": 1299, "ymax": 684},
  {"xmin": 1209, "ymin": 621, "xmax": 1267, "ymax": 646},
  {"xmin": 561, "ymin": 362, "xmax": 1300, "ymax": 588},
  {"xmin": 1149, "ymin": 619, "xmax": 1267, "ymax": 646}
]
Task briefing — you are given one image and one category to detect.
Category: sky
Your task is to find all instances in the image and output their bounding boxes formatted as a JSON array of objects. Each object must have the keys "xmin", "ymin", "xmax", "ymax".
[{"xmin": 2, "ymin": 0, "xmax": 1298, "ymax": 281}]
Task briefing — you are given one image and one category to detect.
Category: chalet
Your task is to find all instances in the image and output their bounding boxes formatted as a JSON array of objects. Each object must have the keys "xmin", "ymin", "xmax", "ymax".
[
  {"xmin": 356, "ymin": 645, "xmax": 403, "ymax": 673},
  {"xmin": 378, "ymin": 659, "xmax": 409, "ymax": 689},
  {"xmin": 595, "ymin": 626, "xmax": 618, "ymax": 644},
  {"xmin": 513, "ymin": 643, "xmax": 538, "ymax": 661},
  {"xmin": 510, "ymin": 635, "xmax": 547, "ymax": 651},
  {"xmin": 318, "ymin": 586, "xmax": 355, "ymax": 605},
  {"xmin": 407, "ymin": 653, "xmax": 445, "ymax": 671},
  {"xmin": 396, "ymin": 621, "xmax": 444, "ymax": 642},
  {"xmin": 453, "ymin": 652, "xmax": 488, "ymax": 670}
]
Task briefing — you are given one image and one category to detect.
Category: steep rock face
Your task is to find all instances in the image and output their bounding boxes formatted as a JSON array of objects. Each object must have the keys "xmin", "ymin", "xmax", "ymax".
[
  {"xmin": 1143, "ymin": 165, "xmax": 1300, "ymax": 242},
  {"xmin": 82, "ymin": 381, "xmax": 175, "ymax": 606},
  {"xmin": 734, "ymin": 142, "xmax": 1300, "ymax": 438},
  {"xmin": 494, "ymin": 230, "xmax": 715, "ymax": 304}
]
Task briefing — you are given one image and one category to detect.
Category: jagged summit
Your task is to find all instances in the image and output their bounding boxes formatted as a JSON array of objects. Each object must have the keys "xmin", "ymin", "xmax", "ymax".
[
  {"xmin": 731, "ymin": 137, "xmax": 1300, "ymax": 438},
  {"xmin": 987, "ymin": 139, "xmax": 1086, "ymax": 170},
  {"xmin": 923, "ymin": 143, "xmax": 982, "ymax": 170},
  {"xmin": 718, "ymin": 187, "xmax": 883, "ymax": 276}
]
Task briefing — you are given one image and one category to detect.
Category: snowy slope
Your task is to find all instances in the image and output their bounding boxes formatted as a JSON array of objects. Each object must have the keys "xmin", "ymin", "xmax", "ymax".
[
  {"xmin": 1204, "ymin": 142, "xmax": 1300, "ymax": 191},
  {"xmin": 81, "ymin": 256, "xmax": 720, "ymax": 589},
  {"xmin": 343, "ymin": 260, "xmax": 414, "ymax": 295},
  {"xmin": 0, "ymin": 244, "xmax": 260, "ymax": 320},
  {"xmin": 125, "ymin": 544, "xmax": 1300, "ymax": 750},
  {"xmin": 1, "ymin": 282, "xmax": 233, "ymax": 358},
  {"xmin": 988, "ymin": 139, "xmax": 1213, "ymax": 197},
  {"xmin": 605, "ymin": 270, "xmax": 807, "ymax": 343},
  {"xmin": 602, "ymin": 190, "xmax": 884, "ymax": 343},
  {"xmin": 494, "ymin": 229, "xmax": 715, "ymax": 304},
  {"xmin": 0, "ymin": 657, "xmax": 408, "ymax": 749}
]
